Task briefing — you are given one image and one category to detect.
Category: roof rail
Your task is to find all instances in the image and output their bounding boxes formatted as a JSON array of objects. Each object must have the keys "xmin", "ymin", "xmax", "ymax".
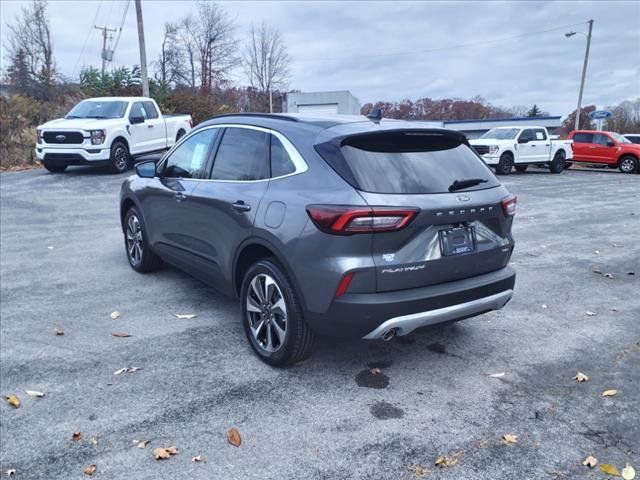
[{"xmin": 209, "ymin": 112, "xmax": 300, "ymax": 122}]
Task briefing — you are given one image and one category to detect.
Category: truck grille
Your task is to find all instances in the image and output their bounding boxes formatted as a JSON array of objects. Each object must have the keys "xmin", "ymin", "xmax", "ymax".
[
  {"xmin": 43, "ymin": 131, "xmax": 85, "ymax": 144},
  {"xmin": 472, "ymin": 145, "xmax": 490, "ymax": 155}
]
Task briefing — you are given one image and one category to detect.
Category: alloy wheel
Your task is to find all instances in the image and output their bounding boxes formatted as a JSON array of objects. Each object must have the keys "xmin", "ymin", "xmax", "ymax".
[
  {"xmin": 620, "ymin": 157, "xmax": 635, "ymax": 173},
  {"xmin": 126, "ymin": 214, "xmax": 143, "ymax": 266},
  {"xmin": 246, "ymin": 274, "xmax": 288, "ymax": 353},
  {"xmin": 115, "ymin": 146, "xmax": 128, "ymax": 171}
]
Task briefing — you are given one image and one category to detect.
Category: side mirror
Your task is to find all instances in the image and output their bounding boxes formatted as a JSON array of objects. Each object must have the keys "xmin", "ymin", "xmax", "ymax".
[
  {"xmin": 518, "ymin": 137, "xmax": 530, "ymax": 144},
  {"xmin": 135, "ymin": 160, "xmax": 156, "ymax": 178},
  {"xmin": 129, "ymin": 115, "xmax": 145, "ymax": 125},
  {"xmin": 606, "ymin": 141, "xmax": 615, "ymax": 147}
]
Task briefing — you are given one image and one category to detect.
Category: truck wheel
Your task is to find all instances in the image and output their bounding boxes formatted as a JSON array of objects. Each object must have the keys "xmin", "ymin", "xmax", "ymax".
[
  {"xmin": 43, "ymin": 162, "xmax": 67, "ymax": 173},
  {"xmin": 619, "ymin": 155, "xmax": 638, "ymax": 174},
  {"xmin": 241, "ymin": 258, "xmax": 313, "ymax": 367},
  {"xmin": 110, "ymin": 141, "xmax": 130, "ymax": 174},
  {"xmin": 549, "ymin": 151, "xmax": 565, "ymax": 173},
  {"xmin": 124, "ymin": 207, "xmax": 162, "ymax": 273},
  {"xmin": 495, "ymin": 153, "xmax": 513, "ymax": 175},
  {"xmin": 564, "ymin": 161, "xmax": 573, "ymax": 169},
  {"xmin": 514, "ymin": 165, "xmax": 528, "ymax": 173}
]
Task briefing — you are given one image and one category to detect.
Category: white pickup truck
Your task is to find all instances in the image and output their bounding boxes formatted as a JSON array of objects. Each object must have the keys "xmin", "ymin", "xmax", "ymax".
[
  {"xmin": 469, "ymin": 126, "xmax": 573, "ymax": 175},
  {"xmin": 36, "ymin": 97, "xmax": 192, "ymax": 173}
]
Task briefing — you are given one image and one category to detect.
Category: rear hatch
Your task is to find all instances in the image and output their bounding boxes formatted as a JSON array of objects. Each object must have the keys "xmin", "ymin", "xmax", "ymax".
[{"xmin": 316, "ymin": 129, "xmax": 515, "ymax": 292}]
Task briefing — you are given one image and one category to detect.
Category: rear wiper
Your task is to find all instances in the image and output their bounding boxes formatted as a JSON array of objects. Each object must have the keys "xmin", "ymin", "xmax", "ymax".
[{"xmin": 448, "ymin": 178, "xmax": 488, "ymax": 192}]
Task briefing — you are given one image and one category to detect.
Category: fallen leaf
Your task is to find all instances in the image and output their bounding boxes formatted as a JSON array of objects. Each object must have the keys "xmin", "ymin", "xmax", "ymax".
[
  {"xmin": 611, "ymin": 307, "xmax": 618, "ymax": 312},
  {"xmin": 6, "ymin": 469, "xmax": 16, "ymax": 476},
  {"xmin": 435, "ymin": 455, "xmax": 458, "ymax": 468},
  {"xmin": 26, "ymin": 390, "xmax": 45, "ymax": 397},
  {"xmin": 83, "ymin": 464, "xmax": 96, "ymax": 476},
  {"xmin": 227, "ymin": 428, "xmax": 241, "ymax": 447},
  {"xmin": 110, "ymin": 311, "xmax": 121, "ymax": 319},
  {"xmin": 611, "ymin": 243, "xmax": 622, "ymax": 247},
  {"xmin": 72, "ymin": 431, "xmax": 82, "ymax": 442},
  {"xmin": 551, "ymin": 470, "xmax": 566, "ymax": 478},
  {"xmin": 574, "ymin": 372, "xmax": 589, "ymax": 382},
  {"xmin": 592, "ymin": 267, "xmax": 603, "ymax": 274},
  {"xmin": 476, "ymin": 440, "xmax": 490, "ymax": 449},
  {"xmin": 409, "ymin": 465, "xmax": 430, "ymax": 477},
  {"xmin": 54, "ymin": 327, "xmax": 64, "ymax": 336},
  {"xmin": 174, "ymin": 313, "xmax": 196, "ymax": 319},
  {"xmin": 114, "ymin": 367, "xmax": 140, "ymax": 375},
  {"xmin": 5, "ymin": 395, "xmax": 20, "ymax": 409},
  {"xmin": 585, "ymin": 310, "xmax": 596, "ymax": 316},
  {"xmin": 111, "ymin": 332, "xmax": 131, "ymax": 337},
  {"xmin": 622, "ymin": 464, "xmax": 636, "ymax": 480},
  {"xmin": 90, "ymin": 436, "xmax": 98, "ymax": 445},
  {"xmin": 602, "ymin": 389, "xmax": 618, "ymax": 397},
  {"xmin": 627, "ymin": 272, "xmax": 635, "ymax": 276},
  {"xmin": 192, "ymin": 455, "xmax": 203, "ymax": 462},
  {"xmin": 153, "ymin": 446, "xmax": 177, "ymax": 460},
  {"xmin": 489, "ymin": 372, "xmax": 505, "ymax": 378},
  {"xmin": 137, "ymin": 440, "xmax": 150, "ymax": 449},
  {"xmin": 114, "ymin": 368, "xmax": 127, "ymax": 375},
  {"xmin": 600, "ymin": 464, "xmax": 621, "ymax": 476},
  {"xmin": 370, "ymin": 368, "xmax": 382, "ymax": 375},
  {"xmin": 501, "ymin": 434, "xmax": 518, "ymax": 444},
  {"xmin": 603, "ymin": 273, "xmax": 614, "ymax": 279},
  {"xmin": 295, "ymin": 356, "xmax": 312, "ymax": 366},
  {"xmin": 583, "ymin": 455, "xmax": 598, "ymax": 468}
]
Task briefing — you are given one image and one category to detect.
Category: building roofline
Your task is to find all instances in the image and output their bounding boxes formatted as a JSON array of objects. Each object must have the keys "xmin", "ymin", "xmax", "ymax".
[{"xmin": 444, "ymin": 116, "xmax": 562, "ymax": 124}]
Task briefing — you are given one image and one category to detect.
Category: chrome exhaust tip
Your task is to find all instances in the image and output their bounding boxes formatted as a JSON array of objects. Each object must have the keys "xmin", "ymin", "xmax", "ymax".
[{"xmin": 381, "ymin": 328, "xmax": 397, "ymax": 342}]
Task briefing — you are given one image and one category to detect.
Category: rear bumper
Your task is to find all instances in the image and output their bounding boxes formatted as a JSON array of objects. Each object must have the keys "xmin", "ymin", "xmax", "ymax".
[
  {"xmin": 36, "ymin": 147, "xmax": 111, "ymax": 164},
  {"xmin": 305, "ymin": 266, "xmax": 515, "ymax": 339}
]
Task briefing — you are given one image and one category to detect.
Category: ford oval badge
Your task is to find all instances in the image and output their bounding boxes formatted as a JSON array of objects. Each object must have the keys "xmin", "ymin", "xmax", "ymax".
[{"xmin": 55, "ymin": 134, "xmax": 66, "ymax": 142}]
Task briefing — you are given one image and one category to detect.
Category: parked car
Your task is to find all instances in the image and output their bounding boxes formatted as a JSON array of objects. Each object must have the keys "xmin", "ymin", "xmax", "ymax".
[
  {"xmin": 469, "ymin": 126, "xmax": 573, "ymax": 175},
  {"xmin": 36, "ymin": 97, "xmax": 192, "ymax": 173},
  {"xmin": 569, "ymin": 130, "xmax": 640, "ymax": 173},
  {"xmin": 119, "ymin": 113, "xmax": 516, "ymax": 366},
  {"xmin": 623, "ymin": 133, "xmax": 640, "ymax": 144}
]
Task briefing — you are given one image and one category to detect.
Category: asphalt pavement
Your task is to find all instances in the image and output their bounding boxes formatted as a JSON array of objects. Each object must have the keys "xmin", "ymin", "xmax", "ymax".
[{"xmin": 1, "ymin": 165, "xmax": 638, "ymax": 479}]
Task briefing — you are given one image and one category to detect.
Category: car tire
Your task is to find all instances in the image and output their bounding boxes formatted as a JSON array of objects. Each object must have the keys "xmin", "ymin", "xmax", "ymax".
[
  {"xmin": 123, "ymin": 207, "xmax": 162, "ymax": 273},
  {"xmin": 43, "ymin": 162, "xmax": 67, "ymax": 173},
  {"xmin": 618, "ymin": 155, "xmax": 638, "ymax": 174},
  {"xmin": 514, "ymin": 164, "xmax": 528, "ymax": 173},
  {"xmin": 564, "ymin": 161, "xmax": 573, "ymax": 169},
  {"xmin": 241, "ymin": 258, "xmax": 313, "ymax": 367},
  {"xmin": 549, "ymin": 151, "xmax": 565, "ymax": 173},
  {"xmin": 110, "ymin": 141, "xmax": 131, "ymax": 174},
  {"xmin": 495, "ymin": 153, "xmax": 513, "ymax": 175}
]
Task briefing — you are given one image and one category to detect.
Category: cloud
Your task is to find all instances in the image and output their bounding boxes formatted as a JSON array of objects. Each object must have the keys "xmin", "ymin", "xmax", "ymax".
[{"xmin": 1, "ymin": 0, "xmax": 638, "ymax": 115}]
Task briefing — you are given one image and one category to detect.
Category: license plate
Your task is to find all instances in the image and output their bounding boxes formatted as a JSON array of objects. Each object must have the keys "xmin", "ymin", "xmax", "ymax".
[{"xmin": 439, "ymin": 226, "xmax": 476, "ymax": 256}]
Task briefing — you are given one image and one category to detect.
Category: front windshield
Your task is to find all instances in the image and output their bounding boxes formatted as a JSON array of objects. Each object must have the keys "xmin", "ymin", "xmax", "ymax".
[
  {"xmin": 480, "ymin": 128, "xmax": 520, "ymax": 140},
  {"xmin": 66, "ymin": 101, "xmax": 128, "ymax": 119},
  {"xmin": 609, "ymin": 132, "xmax": 631, "ymax": 144}
]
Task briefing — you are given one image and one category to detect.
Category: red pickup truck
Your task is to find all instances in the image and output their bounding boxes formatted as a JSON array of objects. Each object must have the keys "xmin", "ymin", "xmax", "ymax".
[{"xmin": 569, "ymin": 130, "xmax": 640, "ymax": 174}]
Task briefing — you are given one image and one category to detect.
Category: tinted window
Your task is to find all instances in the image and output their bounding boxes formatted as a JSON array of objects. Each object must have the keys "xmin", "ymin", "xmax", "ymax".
[
  {"xmin": 271, "ymin": 135, "xmax": 296, "ymax": 177},
  {"xmin": 534, "ymin": 129, "xmax": 547, "ymax": 140},
  {"xmin": 572, "ymin": 133, "xmax": 594, "ymax": 143},
  {"xmin": 130, "ymin": 102, "xmax": 148, "ymax": 120},
  {"xmin": 211, "ymin": 128, "xmax": 269, "ymax": 181},
  {"xmin": 143, "ymin": 101, "xmax": 159, "ymax": 119},
  {"xmin": 625, "ymin": 135, "xmax": 640, "ymax": 144},
  {"xmin": 519, "ymin": 129, "xmax": 536, "ymax": 142},
  {"xmin": 318, "ymin": 132, "xmax": 499, "ymax": 194},
  {"xmin": 164, "ymin": 129, "xmax": 217, "ymax": 178},
  {"xmin": 593, "ymin": 134, "xmax": 611, "ymax": 146}
]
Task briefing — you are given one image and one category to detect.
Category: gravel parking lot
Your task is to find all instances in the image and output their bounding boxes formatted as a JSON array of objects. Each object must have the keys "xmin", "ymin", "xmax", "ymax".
[{"xmin": 1, "ymin": 166, "xmax": 638, "ymax": 479}]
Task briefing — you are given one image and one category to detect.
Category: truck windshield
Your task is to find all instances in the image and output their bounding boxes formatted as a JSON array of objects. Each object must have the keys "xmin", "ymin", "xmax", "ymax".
[
  {"xmin": 609, "ymin": 132, "xmax": 631, "ymax": 144},
  {"xmin": 480, "ymin": 128, "xmax": 520, "ymax": 140},
  {"xmin": 65, "ymin": 101, "xmax": 128, "ymax": 119}
]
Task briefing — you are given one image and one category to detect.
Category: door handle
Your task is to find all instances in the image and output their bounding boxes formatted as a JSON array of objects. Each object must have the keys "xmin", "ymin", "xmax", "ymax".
[
  {"xmin": 175, "ymin": 192, "xmax": 187, "ymax": 202},
  {"xmin": 232, "ymin": 201, "xmax": 251, "ymax": 212},
  {"xmin": 545, "ymin": 144, "xmax": 550, "ymax": 146},
  {"xmin": 147, "ymin": 124, "xmax": 154, "ymax": 128},
  {"xmin": 531, "ymin": 144, "xmax": 536, "ymax": 147}
]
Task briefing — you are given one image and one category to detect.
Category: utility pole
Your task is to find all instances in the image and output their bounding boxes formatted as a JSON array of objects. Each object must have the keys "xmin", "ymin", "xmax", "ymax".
[
  {"xmin": 569, "ymin": 19, "xmax": 593, "ymax": 131},
  {"xmin": 134, "ymin": 0, "xmax": 149, "ymax": 97},
  {"xmin": 95, "ymin": 25, "xmax": 117, "ymax": 75}
]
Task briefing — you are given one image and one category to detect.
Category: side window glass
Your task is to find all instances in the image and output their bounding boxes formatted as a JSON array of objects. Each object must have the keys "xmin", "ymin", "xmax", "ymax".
[
  {"xmin": 164, "ymin": 129, "xmax": 217, "ymax": 179},
  {"xmin": 535, "ymin": 129, "xmax": 547, "ymax": 140},
  {"xmin": 211, "ymin": 128, "xmax": 269, "ymax": 181},
  {"xmin": 130, "ymin": 102, "xmax": 147, "ymax": 120},
  {"xmin": 143, "ymin": 101, "xmax": 159, "ymax": 119},
  {"xmin": 573, "ymin": 133, "xmax": 593, "ymax": 144},
  {"xmin": 520, "ymin": 129, "xmax": 534, "ymax": 141},
  {"xmin": 271, "ymin": 135, "xmax": 296, "ymax": 177},
  {"xmin": 593, "ymin": 134, "xmax": 609, "ymax": 146}
]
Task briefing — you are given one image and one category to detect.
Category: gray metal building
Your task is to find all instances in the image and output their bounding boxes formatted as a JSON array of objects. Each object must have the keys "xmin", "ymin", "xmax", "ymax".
[{"xmin": 283, "ymin": 90, "xmax": 361, "ymax": 115}]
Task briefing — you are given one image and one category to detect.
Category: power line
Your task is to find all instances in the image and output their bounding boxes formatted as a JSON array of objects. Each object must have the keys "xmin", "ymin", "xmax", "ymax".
[
  {"xmin": 112, "ymin": 0, "xmax": 131, "ymax": 62},
  {"xmin": 72, "ymin": 1, "xmax": 103, "ymax": 79},
  {"xmin": 294, "ymin": 21, "xmax": 590, "ymax": 63}
]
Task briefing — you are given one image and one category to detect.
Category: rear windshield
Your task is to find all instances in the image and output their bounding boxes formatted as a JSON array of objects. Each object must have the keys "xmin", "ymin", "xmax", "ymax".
[{"xmin": 316, "ymin": 131, "xmax": 499, "ymax": 194}]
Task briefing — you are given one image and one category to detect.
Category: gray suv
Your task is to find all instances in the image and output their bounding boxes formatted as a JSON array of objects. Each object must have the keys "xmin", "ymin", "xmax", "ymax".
[{"xmin": 120, "ymin": 113, "xmax": 516, "ymax": 366}]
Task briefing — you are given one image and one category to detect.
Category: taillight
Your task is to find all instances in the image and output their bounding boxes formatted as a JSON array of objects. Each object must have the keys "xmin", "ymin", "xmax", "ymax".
[
  {"xmin": 189, "ymin": 118, "xmax": 193, "ymax": 128},
  {"xmin": 501, "ymin": 194, "xmax": 517, "ymax": 217},
  {"xmin": 306, "ymin": 205, "xmax": 418, "ymax": 234}
]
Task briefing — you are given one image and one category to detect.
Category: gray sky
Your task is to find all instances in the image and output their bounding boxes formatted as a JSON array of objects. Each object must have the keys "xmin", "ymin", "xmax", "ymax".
[{"xmin": 1, "ymin": 0, "xmax": 639, "ymax": 116}]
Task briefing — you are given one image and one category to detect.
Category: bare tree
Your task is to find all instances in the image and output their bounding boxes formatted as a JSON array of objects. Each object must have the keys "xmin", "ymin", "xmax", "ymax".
[
  {"xmin": 179, "ymin": 14, "xmax": 198, "ymax": 89},
  {"xmin": 154, "ymin": 23, "xmax": 188, "ymax": 87},
  {"xmin": 5, "ymin": 0, "xmax": 55, "ymax": 98},
  {"xmin": 243, "ymin": 22, "xmax": 291, "ymax": 110}
]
